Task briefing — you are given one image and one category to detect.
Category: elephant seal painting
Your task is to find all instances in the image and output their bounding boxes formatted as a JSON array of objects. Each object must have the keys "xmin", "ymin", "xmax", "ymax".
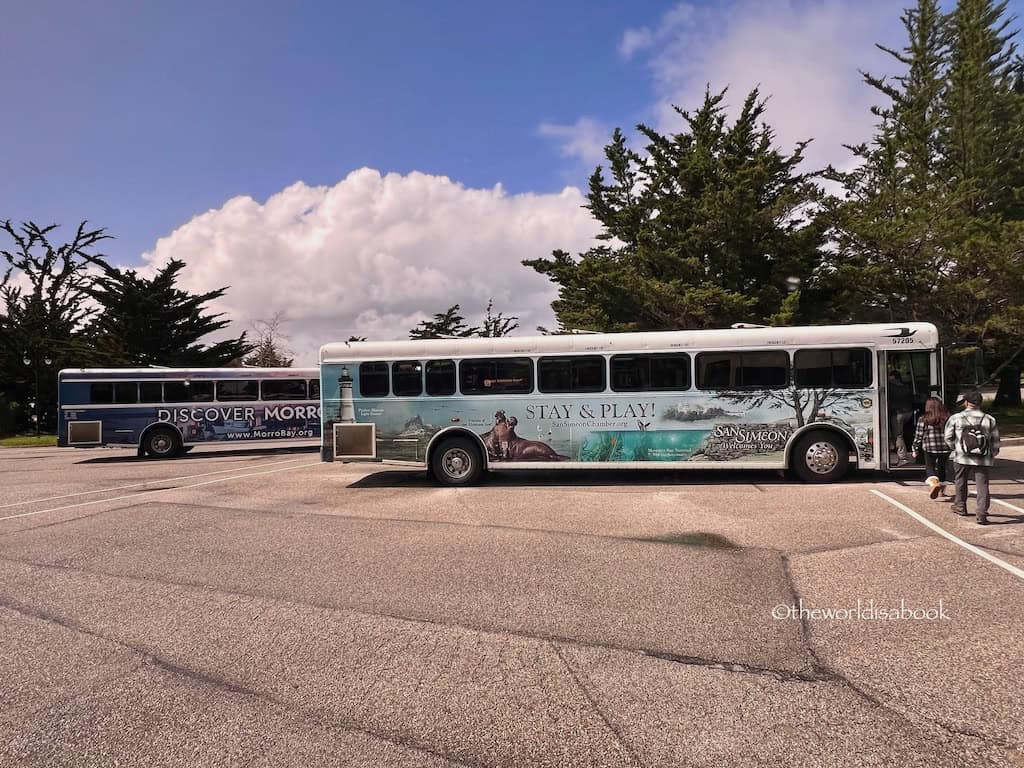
[{"xmin": 478, "ymin": 411, "xmax": 569, "ymax": 462}]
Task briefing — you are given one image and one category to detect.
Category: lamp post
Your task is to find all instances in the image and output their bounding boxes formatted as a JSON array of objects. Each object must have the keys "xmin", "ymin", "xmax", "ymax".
[{"xmin": 22, "ymin": 352, "xmax": 53, "ymax": 437}]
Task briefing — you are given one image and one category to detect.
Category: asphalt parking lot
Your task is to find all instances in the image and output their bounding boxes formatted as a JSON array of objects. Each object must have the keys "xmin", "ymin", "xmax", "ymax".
[{"xmin": 1, "ymin": 444, "xmax": 1022, "ymax": 767}]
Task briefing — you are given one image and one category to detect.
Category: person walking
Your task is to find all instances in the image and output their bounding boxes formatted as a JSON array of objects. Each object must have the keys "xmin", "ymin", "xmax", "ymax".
[
  {"xmin": 913, "ymin": 397, "xmax": 951, "ymax": 500},
  {"xmin": 944, "ymin": 391, "xmax": 1000, "ymax": 524},
  {"xmin": 888, "ymin": 369, "xmax": 914, "ymax": 465}
]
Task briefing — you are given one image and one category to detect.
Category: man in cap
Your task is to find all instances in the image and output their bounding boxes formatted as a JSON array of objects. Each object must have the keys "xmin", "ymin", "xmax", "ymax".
[{"xmin": 944, "ymin": 390, "xmax": 1000, "ymax": 524}]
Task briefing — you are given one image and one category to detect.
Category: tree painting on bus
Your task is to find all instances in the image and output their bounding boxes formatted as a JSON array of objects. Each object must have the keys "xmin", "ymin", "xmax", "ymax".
[{"xmin": 320, "ymin": 363, "xmax": 875, "ymax": 465}]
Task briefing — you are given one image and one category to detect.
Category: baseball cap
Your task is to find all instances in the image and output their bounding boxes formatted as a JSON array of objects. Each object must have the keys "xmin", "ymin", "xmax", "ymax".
[{"xmin": 960, "ymin": 390, "xmax": 983, "ymax": 406}]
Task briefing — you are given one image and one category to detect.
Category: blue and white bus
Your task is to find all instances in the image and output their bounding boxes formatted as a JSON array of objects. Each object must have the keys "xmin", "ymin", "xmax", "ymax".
[
  {"xmin": 318, "ymin": 323, "xmax": 943, "ymax": 485},
  {"xmin": 58, "ymin": 368, "xmax": 321, "ymax": 458}
]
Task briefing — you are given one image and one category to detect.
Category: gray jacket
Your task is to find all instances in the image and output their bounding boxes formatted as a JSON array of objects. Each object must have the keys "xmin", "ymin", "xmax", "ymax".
[{"xmin": 944, "ymin": 410, "xmax": 1000, "ymax": 466}]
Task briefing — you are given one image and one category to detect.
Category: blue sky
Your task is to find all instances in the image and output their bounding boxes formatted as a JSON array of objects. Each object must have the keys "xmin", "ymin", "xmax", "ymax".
[
  {"xmin": 2, "ymin": 0, "xmax": 1022, "ymax": 358},
  {"xmin": 1, "ymin": 0, "xmax": 664, "ymax": 263}
]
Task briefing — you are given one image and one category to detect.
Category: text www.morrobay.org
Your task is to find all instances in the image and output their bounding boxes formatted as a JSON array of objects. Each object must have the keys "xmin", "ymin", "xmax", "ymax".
[
  {"xmin": 224, "ymin": 430, "xmax": 316, "ymax": 440},
  {"xmin": 772, "ymin": 599, "xmax": 950, "ymax": 621}
]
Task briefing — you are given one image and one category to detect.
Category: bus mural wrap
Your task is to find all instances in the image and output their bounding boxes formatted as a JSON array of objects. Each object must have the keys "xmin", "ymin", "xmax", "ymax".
[
  {"xmin": 320, "ymin": 362, "xmax": 875, "ymax": 466},
  {"xmin": 320, "ymin": 323, "xmax": 942, "ymax": 484},
  {"xmin": 58, "ymin": 368, "xmax": 321, "ymax": 457}
]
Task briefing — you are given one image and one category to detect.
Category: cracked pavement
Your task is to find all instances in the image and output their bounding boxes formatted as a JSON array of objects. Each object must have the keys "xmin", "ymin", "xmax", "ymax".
[{"xmin": 0, "ymin": 444, "xmax": 1022, "ymax": 766}]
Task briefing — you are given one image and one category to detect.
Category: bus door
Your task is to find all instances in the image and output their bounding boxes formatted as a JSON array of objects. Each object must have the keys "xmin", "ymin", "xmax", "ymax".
[{"xmin": 879, "ymin": 350, "xmax": 944, "ymax": 471}]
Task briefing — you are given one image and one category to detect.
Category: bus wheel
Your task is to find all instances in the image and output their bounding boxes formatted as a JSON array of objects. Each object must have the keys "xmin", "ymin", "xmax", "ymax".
[
  {"xmin": 143, "ymin": 427, "xmax": 181, "ymax": 459},
  {"xmin": 792, "ymin": 431, "xmax": 849, "ymax": 483},
  {"xmin": 430, "ymin": 437, "xmax": 483, "ymax": 486}
]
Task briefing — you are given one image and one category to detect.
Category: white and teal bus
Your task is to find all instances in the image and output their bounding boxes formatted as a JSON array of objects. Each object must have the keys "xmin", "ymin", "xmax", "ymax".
[
  {"xmin": 58, "ymin": 367, "xmax": 321, "ymax": 458},
  {"xmin": 318, "ymin": 323, "xmax": 942, "ymax": 485}
]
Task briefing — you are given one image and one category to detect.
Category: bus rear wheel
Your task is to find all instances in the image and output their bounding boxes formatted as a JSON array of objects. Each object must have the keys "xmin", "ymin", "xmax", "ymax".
[
  {"xmin": 143, "ymin": 427, "xmax": 182, "ymax": 459},
  {"xmin": 791, "ymin": 431, "xmax": 849, "ymax": 483},
  {"xmin": 430, "ymin": 437, "xmax": 484, "ymax": 486}
]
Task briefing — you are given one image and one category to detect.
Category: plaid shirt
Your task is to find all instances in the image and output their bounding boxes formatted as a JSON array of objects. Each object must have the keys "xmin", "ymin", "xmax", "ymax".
[
  {"xmin": 944, "ymin": 410, "xmax": 1000, "ymax": 466},
  {"xmin": 913, "ymin": 419, "xmax": 948, "ymax": 454}
]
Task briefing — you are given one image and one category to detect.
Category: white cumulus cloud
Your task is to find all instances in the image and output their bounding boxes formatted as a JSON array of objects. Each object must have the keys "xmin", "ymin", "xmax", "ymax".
[
  {"xmin": 618, "ymin": 26, "xmax": 654, "ymax": 59},
  {"xmin": 536, "ymin": 117, "xmax": 612, "ymax": 167},
  {"xmin": 140, "ymin": 169, "xmax": 601, "ymax": 365},
  {"xmin": 549, "ymin": 0, "xmax": 901, "ymax": 175},
  {"xmin": 644, "ymin": 0, "xmax": 900, "ymax": 172}
]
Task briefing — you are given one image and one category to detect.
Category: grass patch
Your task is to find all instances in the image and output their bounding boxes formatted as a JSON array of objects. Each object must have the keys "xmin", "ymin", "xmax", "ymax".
[
  {"xmin": 0, "ymin": 434, "xmax": 58, "ymax": 447},
  {"xmin": 984, "ymin": 403, "xmax": 1024, "ymax": 437},
  {"xmin": 630, "ymin": 532, "xmax": 739, "ymax": 549}
]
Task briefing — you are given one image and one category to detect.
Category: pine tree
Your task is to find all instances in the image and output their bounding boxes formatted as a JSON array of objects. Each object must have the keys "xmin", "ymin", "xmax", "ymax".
[
  {"xmin": 826, "ymin": 0, "xmax": 1024, "ymax": 402},
  {"xmin": 87, "ymin": 259, "xmax": 252, "ymax": 366},
  {"xmin": 409, "ymin": 305, "xmax": 478, "ymax": 339},
  {"xmin": 0, "ymin": 221, "xmax": 111, "ymax": 432},
  {"xmin": 941, "ymin": 0, "xmax": 1024, "ymax": 402},
  {"xmin": 821, "ymin": 0, "xmax": 951, "ymax": 325},
  {"xmin": 943, "ymin": 0, "xmax": 1021, "ymax": 217},
  {"xmin": 524, "ymin": 88, "xmax": 824, "ymax": 331},
  {"xmin": 409, "ymin": 300, "xmax": 519, "ymax": 339},
  {"xmin": 478, "ymin": 299, "xmax": 519, "ymax": 337}
]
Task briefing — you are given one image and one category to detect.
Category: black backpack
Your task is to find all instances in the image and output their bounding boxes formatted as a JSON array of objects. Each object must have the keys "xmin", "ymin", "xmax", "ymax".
[{"xmin": 960, "ymin": 416, "xmax": 991, "ymax": 458}]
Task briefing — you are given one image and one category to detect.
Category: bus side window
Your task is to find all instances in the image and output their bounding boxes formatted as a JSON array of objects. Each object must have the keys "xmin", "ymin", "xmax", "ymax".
[
  {"xmin": 261, "ymin": 379, "xmax": 307, "ymax": 401},
  {"xmin": 359, "ymin": 362, "xmax": 389, "ymax": 397},
  {"xmin": 392, "ymin": 361, "xmax": 423, "ymax": 397},
  {"xmin": 90, "ymin": 382, "xmax": 114, "ymax": 404},
  {"xmin": 649, "ymin": 354, "xmax": 690, "ymax": 390},
  {"xmin": 697, "ymin": 353, "xmax": 735, "ymax": 389},
  {"xmin": 612, "ymin": 353, "xmax": 691, "ymax": 391},
  {"xmin": 538, "ymin": 356, "xmax": 605, "ymax": 393},
  {"xmin": 611, "ymin": 356, "xmax": 647, "ymax": 391},
  {"xmin": 737, "ymin": 351, "xmax": 789, "ymax": 388},
  {"xmin": 139, "ymin": 382, "xmax": 162, "ymax": 403},
  {"xmin": 188, "ymin": 381, "xmax": 215, "ymax": 402},
  {"xmin": 164, "ymin": 382, "xmax": 188, "ymax": 402},
  {"xmin": 460, "ymin": 358, "xmax": 533, "ymax": 395},
  {"xmin": 165, "ymin": 381, "xmax": 213, "ymax": 402},
  {"xmin": 832, "ymin": 349, "xmax": 872, "ymax": 388},
  {"xmin": 308, "ymin": 380, "xmax": 320, "ymax": 400},
  {"xmin": 795, "ymin": 348, "xmax": 872, "ymax": 389},
  {"xmin": 114, "ymin": 382, "xmax": 138, "ymax": 404},
  {"xmin": 426, "ymin": 360, "xmax": 456, "ymax": 396},
  {"xmin": 217, "ymin": 380, "xmax": 259, "ymax": 401}
]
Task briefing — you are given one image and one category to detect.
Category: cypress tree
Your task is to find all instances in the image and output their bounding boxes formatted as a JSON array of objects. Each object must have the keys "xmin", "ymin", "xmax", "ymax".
[{"xmin": 525, "ymin": 88, "xmax": 823, "ymax": 331}]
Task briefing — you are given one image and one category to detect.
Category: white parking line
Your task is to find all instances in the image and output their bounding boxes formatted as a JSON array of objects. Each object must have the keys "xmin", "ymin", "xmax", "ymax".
[
  {"xmin": 0, "ymin": 455, "xmax": 312, "ymax": 510},
  {"xmin": 0, "ymin": 461, "xmax": 322, "ymax": 522},
  {"xmin": 980, "ymin": 496, "xmax": 1024, "ymax": 515},
  {"xmin": 871, "ymin": 490, "xmax": 1024, "ymax": 582}
]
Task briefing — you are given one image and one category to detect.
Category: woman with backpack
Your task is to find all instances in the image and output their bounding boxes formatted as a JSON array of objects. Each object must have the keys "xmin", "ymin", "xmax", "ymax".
[
  {"xmin": 944, "ymin": 391, "xmax": 1001, "ymax": 525},
  {"xmin": 913, "ymin": 397, "xmax": 952, "ymax": 500}
]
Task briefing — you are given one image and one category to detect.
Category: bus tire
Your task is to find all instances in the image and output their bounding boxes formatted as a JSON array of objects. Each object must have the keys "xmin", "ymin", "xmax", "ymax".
[
  {"xmin": 143, "ymin": 427, "xmax": 182, "ymax": 459},
  {"xmin": 791, "ymin": 430, "xmax": 849, "ymax": 483},
  {"xmin": 430, "ymin": 437, "xmax": 483, "ymax": 486}
]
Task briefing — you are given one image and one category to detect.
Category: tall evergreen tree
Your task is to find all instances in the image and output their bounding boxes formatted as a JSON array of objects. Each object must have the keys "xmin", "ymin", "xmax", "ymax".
[
  {"xmin": 943, "ymin": 0, "xmax": 1021, "ymax": 217},
  {"xmin": 87, "ymin": 259, "xmax": 251, "ymax": 366},
  {"xmin": 0, "ymin": 221, "xmax": 111, "ymax": 432},
  {"xmin": 821, "ymin": 0, "xmax": 952, "ymax": 325},
  {"xmin": 826, "ymin": 0, "xmax": 1024, "ymax": 401},
  {"xmin": 524, "ymin": 88, "xmax": 824, "ymax": 331}
]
